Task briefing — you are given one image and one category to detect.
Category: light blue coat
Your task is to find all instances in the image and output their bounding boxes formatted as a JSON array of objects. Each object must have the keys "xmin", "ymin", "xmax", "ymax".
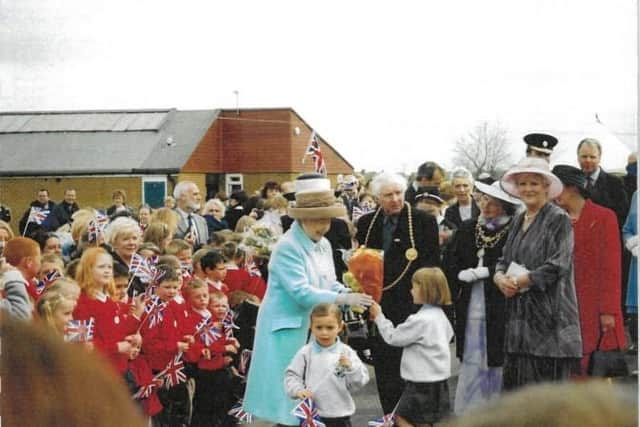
[
  {"xmin": 244, "ymin": 221, "xmax": 348, "ymax": 425},
  {"xmin": 623, "ymin": 191, "xmax": 637, "ymax": 313}
]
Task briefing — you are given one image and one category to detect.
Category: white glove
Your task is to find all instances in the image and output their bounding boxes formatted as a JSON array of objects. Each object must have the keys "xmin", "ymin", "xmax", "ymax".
[
  {"xmin": 335, "ymin": 292, "xmax": 373, "ymax": 307},
  {"xmin": 458, "ymin": 267, "xmax": 490, "ymax": 283},
  {"xmin": 626, "ymin": 235, "xmax": 639, "ymax": 252},
  {"xmin": 633, "ymin": 245, "xmax": 640, "ymax": 258}
]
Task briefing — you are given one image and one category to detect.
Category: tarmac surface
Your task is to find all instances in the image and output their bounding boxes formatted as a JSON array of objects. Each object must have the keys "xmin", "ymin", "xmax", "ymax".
[{"xmin": 242, "ymin": 344, "xmax": 638, "ymax": 426}]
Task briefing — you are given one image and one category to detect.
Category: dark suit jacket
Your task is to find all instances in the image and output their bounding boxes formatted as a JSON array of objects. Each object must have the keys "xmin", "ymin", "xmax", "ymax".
[
  {"xmin": 444, "ymin": 199, "xmax": 480, "ymax": 229},
  {"xmin": 356, "ymin": 205, "xmax": 440, "ymax": 325},
  {"xmin": 589, "ymin": 169, "xmax": 629, "ymax": 230}
]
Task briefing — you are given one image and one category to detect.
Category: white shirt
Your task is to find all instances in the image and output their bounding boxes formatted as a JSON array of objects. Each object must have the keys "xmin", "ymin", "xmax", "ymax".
[{"xmin": 374, "ymin": 304, "xmax": 453, "ymax": 382}]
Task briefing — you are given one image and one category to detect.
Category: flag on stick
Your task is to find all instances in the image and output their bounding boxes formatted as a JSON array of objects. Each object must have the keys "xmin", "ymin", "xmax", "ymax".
[{"xmin": 302, "ymin": 131, "xmax": 327, "ymax": 176}]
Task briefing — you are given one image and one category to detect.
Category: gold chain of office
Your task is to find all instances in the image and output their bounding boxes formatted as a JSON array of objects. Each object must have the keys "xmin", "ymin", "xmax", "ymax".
[{"xmin": 363, "ymin": 201, "xmax": 417, "ymax": 292}]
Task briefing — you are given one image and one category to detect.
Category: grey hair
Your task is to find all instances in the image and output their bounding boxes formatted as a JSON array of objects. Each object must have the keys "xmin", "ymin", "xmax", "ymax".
[
  {"xmin": 450, "ymin": 166, "xmax": 473, "ymax": 182},
  {"xmin": 577, "ymin": 138, "xmax": 602, "ymax": 155},
  {"xmin": 370, "ymin": 172, "xmax": 407, "ymax": 197},
  {"xmin": 173, "ymin": 181, "xmax": 196, "ymax": 199},
  {"xmin": 201, "ymin": 198, "xmax": 226, "ymax": 216},
  {"xmin": 104, "ymin": 216, "xmax": 141, "ymax": 245}
]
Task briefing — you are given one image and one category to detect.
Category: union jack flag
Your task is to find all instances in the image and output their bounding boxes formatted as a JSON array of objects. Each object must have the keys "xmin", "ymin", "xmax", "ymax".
[
  {"xmin": 64, "ymin": 318, "xmax": 95, "ymax": 343},
  {"xmin": 87, "ymin": 210, "xmax": 110, "ymax": 243},
  {"xmin": 228, "ymin": 399, "xmax": 253, "ymax": 423},
  {"xmin": 132, "ymin": 382, "xmax": 157, "ymax": 400},
  {"xmin": 239, "ymin": 349, "xmax": 252, "ymax": 375},
  {"xmin": 27, "ymin": 207, "xmax": 50, "ymax": 225},
  {"xmin": 368, "ymin": 413, "xmax": 396, "ymax": 427},
  {"xmin": 144, "ymin": 284, "xmax": 156, "ymax": 299},
  {"xmin": 129, "ymin": 253, "xmax": 156, "ymax": 283},
  {"xmin": 302, "ymin": 131, "xmax": 327, "ymax": 176},
  {"xmin": 222, "ymin": 309, "xmax": 239, "ymax": 338},
  {"xmin": 292, "ymin": 398, "xmax": 326, "ymax": 427},
  {"xmin": 351, "ymin": 204, "xmax": 374, "ymax": 222},
  {"xmin": 199, "ymin": 323, "xmax": 222, "ymax": 347},
  {"xmin": 36, "ymin": 269, "xmax": 63, "ymax": 295},
  {"xmin": 162, "ymin": 353, "xmax": 187, "ymax": 387},
  {"xmin": 245, "ymin": 258, "xmax": 262, "ymax": 277},
  {"xmin": 144, "ymin": 296, "xmax": 167, "ymax": 328}
]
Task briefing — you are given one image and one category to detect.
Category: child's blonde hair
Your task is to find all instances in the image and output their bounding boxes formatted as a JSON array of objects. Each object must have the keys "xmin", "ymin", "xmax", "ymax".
[
  {"xmin": 40, "ymin": 253, "xmax": 64, "ymax": 272},
  {"xmin": 36, "ymin": 290, "xmax": 75, "ymax": 333},
  {"xmin": 46, "ymin": 277, "xmax": 81, "ymax": 301},
  {"xmin": 310, "ymin": 303, "xmax": 343, "ymax": 325},
  {"xmin": 186, "ymin": 277, "xmax": 207, "ymax": 293},
  {"xmin": 165, "ymin": 239, "xmax": 192, "ymax": 256},
  {"xmin": 411, "ymin": 267, "xmax": 452, "ymax": 306}
]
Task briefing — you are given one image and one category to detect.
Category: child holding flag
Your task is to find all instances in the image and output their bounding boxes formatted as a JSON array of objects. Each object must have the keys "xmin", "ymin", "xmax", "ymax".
[
  {"xmin": 138, "ymin": 264, "xmax": 192, "ymax": 427},
  {"xmin": 369, "ymin": 267, "xmax": 453, "ymax": 427},
  {"xmin": 284, "ymin": 303, "xmax": 369, "ymax": 427}
]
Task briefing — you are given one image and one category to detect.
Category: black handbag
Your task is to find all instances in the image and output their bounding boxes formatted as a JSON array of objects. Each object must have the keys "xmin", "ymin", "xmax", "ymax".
[
  {"xmin": 342, "ymin": 308, "xmax": 369, "ymax": 351},
  {"xmin": 587, "ymin": 331, "xmax": 629, "ymax": 378}
]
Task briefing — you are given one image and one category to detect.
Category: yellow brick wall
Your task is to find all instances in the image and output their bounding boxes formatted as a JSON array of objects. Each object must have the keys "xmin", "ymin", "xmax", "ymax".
[
  {"xmin": 238, "ymin": 173, "xmax": 343, "ymax": 196},
  {"xmin": 0, "ymin": 176, "xmax": 142, "ymax": 235}
]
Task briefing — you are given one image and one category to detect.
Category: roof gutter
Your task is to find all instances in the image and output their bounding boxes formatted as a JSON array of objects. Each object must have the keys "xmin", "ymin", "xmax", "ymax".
[{"xmin": 0, "ymin": 168, "xmax": 181, "ymax": 177}]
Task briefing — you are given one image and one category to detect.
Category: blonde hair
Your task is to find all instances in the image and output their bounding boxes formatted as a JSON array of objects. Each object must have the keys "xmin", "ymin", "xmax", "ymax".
[
  {"xmin": 46, "ymin": 277, "xmax": 81, "ymax": 301},
  {"xmin": 165, "ymin": 239, "xmax": 192, "ymax": 256},
  {"xmin": 411, "ymin": 267, "xmax": 452, "ymax": 306},
  {"xmin": 143, "ymin": 222, "xmax": 171, "ymax": 250},
  {"xmin": 70, "ymin": 208, "xmax": 97, "ymax": 243},
  {"xmin": 0, "ymin": 220, "xmax": 14, "ymax": 240},
  {"xmin": 263, "ymin": 194, "xmax": 288, "ymax": 211},
  {"xmin": 234, "ymin": 215, "xmax": 256, "ymax": 233},
  {"xmin": 36, "ymin": 290, "xmax": 75, "ymax": 333},
  {"xmin": 40, "ymin": 253, "xmax": 64, "ymax": 272},
  {"xmin": 76, "ymin": 247, "xmax": 114, "ymax": 298},
  {"xmin": 150, "ymin": 207, "xmax": 179, "ymax": 235},
  {"xmin": 104, "ymin": 217, "xmax": 140, "ymax": 246}
]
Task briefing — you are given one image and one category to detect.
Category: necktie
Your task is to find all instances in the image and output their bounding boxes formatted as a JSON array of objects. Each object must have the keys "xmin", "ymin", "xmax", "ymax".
[
  {"xmin": 187, "ymin": 214, "xmax": 198, "ymax": 242},
  {"xmin": 586, "ymin": 176, "xmax": 594, "ymax": 192},
  {"xmin": 382, "ymin": 215, "xmax": 398, "ymax": 253}
]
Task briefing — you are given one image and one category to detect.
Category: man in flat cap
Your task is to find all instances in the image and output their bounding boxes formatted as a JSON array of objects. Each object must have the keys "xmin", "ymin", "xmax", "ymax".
[
  {"xmin": 405, "ymin": 161, "xmax": 446, "ymax": 206},
  {"xmin": 524, "ymin": 133, "xmax": 558, "ymax": 161}
]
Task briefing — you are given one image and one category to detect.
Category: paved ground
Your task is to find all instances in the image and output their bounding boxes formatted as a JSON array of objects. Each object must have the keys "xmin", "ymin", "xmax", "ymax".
[{"xmin": 243, "ymin": 344, "xmax": 637, "ymax": 426}]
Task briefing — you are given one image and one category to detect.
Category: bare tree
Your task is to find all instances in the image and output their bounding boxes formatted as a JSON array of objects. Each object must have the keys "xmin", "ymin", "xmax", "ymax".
[{"xmin": 452, "ymin": 121, "xmax": 513, "ymax": 178}]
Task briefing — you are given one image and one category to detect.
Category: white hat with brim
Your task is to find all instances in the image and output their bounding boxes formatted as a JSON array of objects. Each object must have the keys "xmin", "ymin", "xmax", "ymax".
[
  {"xmin": 474, "ymin": 180, "xmax": 523, "ymax": 207},
  {"xmin": 500, "ymin": 157, "xmax": 564, "ymax": 200},
  {"xmin": 288, "ymin": 176, "xmax": 346, "ymax": 219}
]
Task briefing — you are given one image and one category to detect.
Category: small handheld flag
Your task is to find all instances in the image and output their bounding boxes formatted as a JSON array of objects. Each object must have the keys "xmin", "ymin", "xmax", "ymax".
[
  {"xmin": 302, "ymin": 131, "xmax": 327, "ymax": 176},
  {"xmin": 292, "ymin": 397, "xmax": 326, "ymax": 427},
  {"xmin": 64, "ymin": 318, "xmax": 95, "ymax": 343},
  {"xmin": 228, "ymin": 399, "xmax": 253, "ymax": 424}
]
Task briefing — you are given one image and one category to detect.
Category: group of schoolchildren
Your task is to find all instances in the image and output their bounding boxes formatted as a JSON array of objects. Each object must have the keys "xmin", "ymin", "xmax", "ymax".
[{"xmin": 3, "ymin": 233, "xmax": 259, "ymax": 427}]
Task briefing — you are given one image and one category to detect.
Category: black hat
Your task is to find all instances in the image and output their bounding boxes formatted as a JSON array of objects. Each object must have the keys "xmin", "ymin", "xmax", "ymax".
[
  {"xmin": 524, "ymin": 133, "xmax": 558, "ymax": 155},
  {"xmin": 414, "ymin": 187, "xmax": 444, "ymax": 205},
  {"xmin": 551, "ymin": 165, "xmax": 588, "ymax": 198}
]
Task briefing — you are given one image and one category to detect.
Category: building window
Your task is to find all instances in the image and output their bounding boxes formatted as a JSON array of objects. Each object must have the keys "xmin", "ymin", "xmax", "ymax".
[
  {"xmin": 225, "ymin": 174, "xmax": 243, "ymax": 195},
  {"xmin": 142, "ymin": 176, "xmax": 167, "ymax": 208}
]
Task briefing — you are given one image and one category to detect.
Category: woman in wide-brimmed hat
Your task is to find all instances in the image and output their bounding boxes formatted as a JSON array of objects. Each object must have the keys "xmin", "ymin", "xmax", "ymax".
[
  {"xmin": 244, "ymin": 173, "xmax": 373, "ymax": 426},
  {"xmin": 552, "ymin": 164, "xmax": 626, "ymax": 376},
  {"xmin": 493, "ymin": 157, "xmax": 582, "ymax": 391},
  {"xmin": 445, "ymin": 181, "xmax": 521, "ymax": 414}
]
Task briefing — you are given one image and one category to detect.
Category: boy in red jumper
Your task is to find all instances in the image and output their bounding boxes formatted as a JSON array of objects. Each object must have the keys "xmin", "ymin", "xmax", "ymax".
[
  {"xmin": 139, "ymin": 264, "xmax": 192, "ymax": 427},
  {"xmin": 126, "ymin": 340, "xmax": 163, "ymax": 419},
  {"xmin": 184, "ymin": 281, "xmax": 239, "ymax": 427}
]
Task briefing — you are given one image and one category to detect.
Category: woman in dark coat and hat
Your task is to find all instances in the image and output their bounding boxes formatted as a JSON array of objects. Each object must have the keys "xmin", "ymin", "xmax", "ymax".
[{"xmin": 445, "ymin": 181, "xmax": 521, "ymax": 414}]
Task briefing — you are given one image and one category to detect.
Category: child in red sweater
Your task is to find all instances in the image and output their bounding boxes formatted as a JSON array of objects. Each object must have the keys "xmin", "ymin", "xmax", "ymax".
[
  {"xmin": 139, "ymin": 264, "xmax": 192, "ymax": 427},
  {"xmin": 126, "ymin": 340, "xmax": 163, "ymax": 419},
  {"xmin": 72, "ymin": 247, "xmax": 144, "ymax": 376},
  {"xmin": 220, "ymin": 242, "xmax": 266, "ymax": 300},
  {"xmin": 184, "ymin": 282, "xmax": 239, "ymax": 427}
]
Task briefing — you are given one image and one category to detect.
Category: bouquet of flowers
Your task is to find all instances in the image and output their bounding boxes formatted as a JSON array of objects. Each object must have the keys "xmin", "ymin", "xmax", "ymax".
[
  {"xmin": 241, "ymin": 224, "xmax": 278, "ymax": 260},
  {"xmin": 341, "ymin": 247, "xmax": 384, "ymax": 303}
]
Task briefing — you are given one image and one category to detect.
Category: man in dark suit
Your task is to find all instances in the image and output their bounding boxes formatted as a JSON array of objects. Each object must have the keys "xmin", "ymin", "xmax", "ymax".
[
  {"xmin": 52, "ymin": 188, "xmax": 79, "ymax": 228},
  {"xmin": 578, "ymin": 138, "xmax": 629, "ymax": 229},
  {"xmin": 356, "ymin": 172, "xmax": 441, "ymax": 414},
  {"xmin": 173, "ymin": 181, "xmax": 209, "ymax": 249},
  {"xmin": 405, "ymin": 161, "xmax": 445, "ymax": 206}
]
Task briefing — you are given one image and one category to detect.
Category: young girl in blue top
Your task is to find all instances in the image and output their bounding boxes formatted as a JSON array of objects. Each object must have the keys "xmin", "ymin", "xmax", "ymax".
[{"xmin": 369, "ymin": 267, "xmax": 453, "ymax": 427}]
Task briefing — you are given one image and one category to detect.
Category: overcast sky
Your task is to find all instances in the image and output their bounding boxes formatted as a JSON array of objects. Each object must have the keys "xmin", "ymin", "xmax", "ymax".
[{"xmin": 1, "ymin": 0, "xmax": 637, "ymax": 172}]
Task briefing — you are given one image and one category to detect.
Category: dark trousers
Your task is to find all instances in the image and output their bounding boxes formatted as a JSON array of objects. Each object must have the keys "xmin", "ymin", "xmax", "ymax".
[
  {"xmin": 320, "ymin": 416, "xmax": 352, "ymax": 427},
  {"xmin": 371, "ymin": 332, "xmax": 405, "ymax": 414},
  {"xmin": 154, "ymin": 382, "xmax": 190, "ymax": 427},
  {"xmin": 190, "ymin": 368, "xmax": 235, "ymax": 427}
]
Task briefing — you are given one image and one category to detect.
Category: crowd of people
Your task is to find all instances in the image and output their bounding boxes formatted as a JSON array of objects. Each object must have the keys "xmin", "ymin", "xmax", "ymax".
[{"xmin": 0, "ymin": 132, "xmax": 637, "ymax": 427}]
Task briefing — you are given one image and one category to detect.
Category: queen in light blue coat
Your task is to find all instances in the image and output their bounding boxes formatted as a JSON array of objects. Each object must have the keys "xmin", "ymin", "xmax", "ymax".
[{"xmin": 244, "ymin": 174, "xmax": 373, "ymax": 426}]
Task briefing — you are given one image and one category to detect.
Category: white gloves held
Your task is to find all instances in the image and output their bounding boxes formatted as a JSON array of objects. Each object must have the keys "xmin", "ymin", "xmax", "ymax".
[
  {"xmin": 458, "ymin": 266, "xmax": 490, "ymax": 283},
  {"xmin": 336, "ymin": 292, "xmax": 374, "ymax": 307},
  {"xmin": 626, "ymin": 235, "xmax": 639, "ymax": 253}
]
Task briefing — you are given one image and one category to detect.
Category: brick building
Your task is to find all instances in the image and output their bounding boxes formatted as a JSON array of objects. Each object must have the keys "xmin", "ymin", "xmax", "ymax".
[{"xmin": 0, "ymin": 108, "xmax": 353, "ymax": 233}]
